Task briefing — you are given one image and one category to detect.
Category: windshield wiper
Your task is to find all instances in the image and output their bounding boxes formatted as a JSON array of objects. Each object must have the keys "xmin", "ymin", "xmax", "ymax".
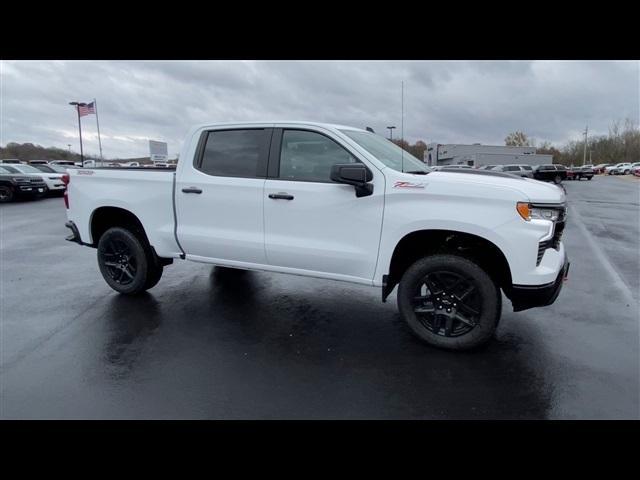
[{"xmin": 405, "ymin": 170, "xmax": 429, "ymax": 175}]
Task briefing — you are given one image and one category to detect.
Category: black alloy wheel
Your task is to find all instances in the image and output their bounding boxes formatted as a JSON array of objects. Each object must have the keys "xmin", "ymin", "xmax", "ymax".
[
  {"xmin": 397, "ymin": 254, "xmax": 501, "ymax": 350},
  {"xmin": 97, "ymin": 227, "xmax": 154, "ymax": 295},
  {"xmin": 101, "ymin": 237, "xmax": 138, "ymax": 286},
  {"xmin": 412, "ymin": 271, "xmax": 481, "ymax": 338}
]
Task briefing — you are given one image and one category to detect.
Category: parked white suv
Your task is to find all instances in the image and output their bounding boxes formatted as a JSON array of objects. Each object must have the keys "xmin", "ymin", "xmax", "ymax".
[
  {"xmin": 63, "ymin": 121, "xmax": 569, "ymax": 351},
  {"xmin": 605, "ymin": 163, "xmax": 632, "ymax": 175}
]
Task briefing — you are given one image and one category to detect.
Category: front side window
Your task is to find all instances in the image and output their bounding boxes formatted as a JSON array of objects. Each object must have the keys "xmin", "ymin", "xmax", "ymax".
[
  {"xmin": 279, "ymin": 130, "xmax": 357, "ymax": 182},
  {"xmin": 198, "ymin": 129, "xmax": 268, "ymax": 178},
  {"xmin": 505, "ymin": 166, "xmax": 520, "ymax": 171}
]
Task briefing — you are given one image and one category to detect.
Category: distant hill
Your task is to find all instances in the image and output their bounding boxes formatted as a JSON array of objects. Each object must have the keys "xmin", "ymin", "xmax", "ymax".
[{"xmin": 0, "ymin": 142, "xmax": 88, "ymax": 162}]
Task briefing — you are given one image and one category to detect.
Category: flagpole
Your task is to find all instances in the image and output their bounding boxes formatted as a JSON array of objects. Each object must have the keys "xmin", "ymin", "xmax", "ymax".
[
  {"xmin": 94, "ymin": 98, "xmax": 104, "ymax": 165},
  {"xmin": 77, "ymin": 105, "xmax": 84, "ymax": 165}
]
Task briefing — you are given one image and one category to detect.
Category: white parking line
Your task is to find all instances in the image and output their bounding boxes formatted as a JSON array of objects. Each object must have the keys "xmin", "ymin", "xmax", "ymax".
[{"xmin": 569, "ymin": 204, "xmax": 637, "ymax": 306}]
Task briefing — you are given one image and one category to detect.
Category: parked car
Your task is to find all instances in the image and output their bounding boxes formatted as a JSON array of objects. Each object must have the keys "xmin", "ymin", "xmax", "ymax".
[
  {"xmin": 0, "ymin": 164, "xmax": 66, "ymax": 194},
  {"xmin": 533, "ymin": 164, "xmax": 568, "ymax": 184},
  {"xmin": 0, "ymin": 159, "xmax": 24, "ymax": 164},
  {"xmin": 28, "ymin": 160, "xmax": 50, "ymax": 165},
  {"xmin": 0, "ymin": 167, "xmax": 47, "ymax": 202},
  {"xmin": 593, "ymin": 163, "xmax": 611, "ymax": 174},
  {"xmin": 490, "ymin": 164, "xmax": 534, "ymax": 178},
  {"xmin": 64, "ymin": 121, "xmax": 569, "ymax": 351},
  {"xmin": 566, "ymin": 166, "xmax": 594, "ymax": 181},
  {"xmin": 605, "ymin": 163, "xmax": 632, "ymax": 175},
  {"xmin": 629, "ymin": 162, "xmax": 640, "ymax": 174}
]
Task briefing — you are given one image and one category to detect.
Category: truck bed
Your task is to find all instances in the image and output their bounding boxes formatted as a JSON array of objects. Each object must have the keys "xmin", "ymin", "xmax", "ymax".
[{"xmin": 66, "ymin": 168, "xmax": 182, "ymax": 258}]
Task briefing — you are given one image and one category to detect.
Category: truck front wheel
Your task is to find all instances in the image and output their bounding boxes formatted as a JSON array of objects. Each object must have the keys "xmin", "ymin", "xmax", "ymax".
[
  {"xmin": 397, "ymin": 254, "xmax": 501, "ymax": 351},
  {"xmin": 97, "ymin": 227, "xmax": 162, "ymax": 295}
]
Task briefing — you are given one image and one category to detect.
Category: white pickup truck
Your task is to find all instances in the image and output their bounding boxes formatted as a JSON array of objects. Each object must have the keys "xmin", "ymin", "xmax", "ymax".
[{"xmin": 64, "ymin": 121, "xmax": 569, "ymax": 350}]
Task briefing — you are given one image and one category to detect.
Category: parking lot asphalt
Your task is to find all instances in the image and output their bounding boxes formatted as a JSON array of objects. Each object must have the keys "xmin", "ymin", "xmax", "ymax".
[{"xmin": 1, "ymin": 175, "xmax": 638, "ymax": 419}]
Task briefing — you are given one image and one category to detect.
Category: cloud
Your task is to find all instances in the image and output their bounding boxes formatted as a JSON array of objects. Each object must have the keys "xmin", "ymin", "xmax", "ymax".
[{"xmin": 1, "ymin": 60, "xmax": 638, "ymax": 159}]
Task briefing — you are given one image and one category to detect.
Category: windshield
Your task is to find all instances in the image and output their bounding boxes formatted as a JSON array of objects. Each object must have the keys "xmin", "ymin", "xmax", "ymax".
[
  {"xmin": 34, "ymin": 165, "xmax": 55, "ymax": 173},
  {"xmin": 339, "ymin": 130, "xmax": 430, "ymax": 173},
  {"xmin": 0, "ymin": 166, "xmax": 12, "ymax": 174},
  {"xmin": 1, "ymin": 165, "xmax": 19, "ymax": 173},
  {"xmin": 12, "ymin": 164, "xmax": 43, "ymax": 174}
]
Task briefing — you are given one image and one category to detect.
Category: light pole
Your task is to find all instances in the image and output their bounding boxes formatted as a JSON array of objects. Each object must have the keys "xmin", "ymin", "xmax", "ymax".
[
  {"xmin": 69, "ymin": 102, "xmax": 86, "ymax": 164},
  {"xmin": 386, "ymin": 126, "xmax": 396, "ymax": 141},
  {"xmin": 582, "ymin": 125, "xmax": 588, "ymax": 166}
]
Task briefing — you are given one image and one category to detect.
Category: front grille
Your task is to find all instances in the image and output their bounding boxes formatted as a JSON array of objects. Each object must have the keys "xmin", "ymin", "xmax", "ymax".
[{"xmin": 536, "ymin": 206, "xmax": 566, "ymax": 266}]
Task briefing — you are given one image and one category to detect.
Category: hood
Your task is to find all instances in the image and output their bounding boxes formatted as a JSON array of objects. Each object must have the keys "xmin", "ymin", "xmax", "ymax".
[{"xmin": 428, "ymin": 170, "xmax": 566, "ymax": 204}]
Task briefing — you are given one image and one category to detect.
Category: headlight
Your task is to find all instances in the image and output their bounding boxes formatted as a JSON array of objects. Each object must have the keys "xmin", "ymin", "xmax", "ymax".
[{"xmin": 516, "ymin": 202, "xmax": 562, "ymax": 221}]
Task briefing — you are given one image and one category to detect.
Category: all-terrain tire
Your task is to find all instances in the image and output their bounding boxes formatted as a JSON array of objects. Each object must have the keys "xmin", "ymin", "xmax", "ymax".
[
  {"xmin": 397, "ymin": 254, "xmax": 501, "ymax": 351},
  {"xmin": 97, "ymin": 227, "xmax": 157, "ymax": 295}
]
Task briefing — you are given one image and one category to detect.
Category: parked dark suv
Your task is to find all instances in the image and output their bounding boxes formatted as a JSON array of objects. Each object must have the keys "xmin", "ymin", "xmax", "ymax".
[
  {"xmin": 566, "ymin": 166, "xmax": 594, "ymax": 181},
  {"xmin": 533, "ymin": 164, "xmax": 568, "ymax": 184},
  {"xmin": 0, "ymin": 170, "xmax": 48, "ymax": 203}
]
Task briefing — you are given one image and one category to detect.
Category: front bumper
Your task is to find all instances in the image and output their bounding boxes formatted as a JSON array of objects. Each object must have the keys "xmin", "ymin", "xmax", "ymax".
[{"xmin": 509, "ymin": 257, "xmax": 570, "ymax": 312}]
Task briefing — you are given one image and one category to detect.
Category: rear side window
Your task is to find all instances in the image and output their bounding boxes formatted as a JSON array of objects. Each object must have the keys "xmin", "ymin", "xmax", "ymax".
[
  {"xmin": 522, "ymin": 165, "xmax": 532, "ymax": 170},
  {"xmin": 198, "ymin": 129, "xmax": 270, "ymax": 178},
  {"xmin": 279, "ymin": 130, "xmax": 357, "ymax": 182},
  {"xmin": 504, "ymin": 166, "xmax": 520, "ymax": 171}
]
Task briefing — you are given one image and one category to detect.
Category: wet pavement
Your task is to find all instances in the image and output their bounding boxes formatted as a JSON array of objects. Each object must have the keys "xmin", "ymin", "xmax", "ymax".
[{"xmin": 1, "ymin": 176, "xmax": 638, "ymax": 419}]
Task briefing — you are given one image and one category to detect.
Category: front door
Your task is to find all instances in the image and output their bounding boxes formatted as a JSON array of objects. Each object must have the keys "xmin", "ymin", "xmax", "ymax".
[{"xmin": 263, "ymin": 128, "xmax": 384, "ymax": 283}]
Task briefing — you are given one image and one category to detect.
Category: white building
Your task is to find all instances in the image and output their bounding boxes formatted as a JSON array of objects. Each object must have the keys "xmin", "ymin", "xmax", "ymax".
[{"xmin": 424, "ymin": 143, "xmax": 552, "ymax": 168}]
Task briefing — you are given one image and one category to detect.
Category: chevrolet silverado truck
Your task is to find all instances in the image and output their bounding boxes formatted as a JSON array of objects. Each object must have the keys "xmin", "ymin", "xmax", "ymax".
[{"xmin": 63, "ymin": 122, "xmax": 569, "ymax": 350}]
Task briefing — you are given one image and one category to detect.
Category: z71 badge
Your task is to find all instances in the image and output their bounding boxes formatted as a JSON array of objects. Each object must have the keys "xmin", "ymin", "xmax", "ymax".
[{"xmin": 393, "ymin": 181, "xmax": 425, "ymax": 189}]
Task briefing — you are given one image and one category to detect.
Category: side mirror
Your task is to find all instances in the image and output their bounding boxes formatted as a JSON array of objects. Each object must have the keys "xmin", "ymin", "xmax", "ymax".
[{"xmin": 330, "ymin": 163, "xmax": 374, "ymax": 197}]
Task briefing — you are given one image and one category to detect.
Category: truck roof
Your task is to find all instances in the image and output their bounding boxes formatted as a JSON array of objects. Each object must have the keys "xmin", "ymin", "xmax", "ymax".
[{"xmin": 193, "ymin": 121, "xmax": 366, "ymax": 132}]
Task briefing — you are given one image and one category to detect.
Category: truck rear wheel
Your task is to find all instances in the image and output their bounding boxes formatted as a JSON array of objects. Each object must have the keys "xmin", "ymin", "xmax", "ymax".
[
  {"xmin": 397, "ymin": 254, "xmax": 501, "ymax": 351},
  {"xmin": 97, "ymin": 227, "xmax": 162, "ymax": 295}
]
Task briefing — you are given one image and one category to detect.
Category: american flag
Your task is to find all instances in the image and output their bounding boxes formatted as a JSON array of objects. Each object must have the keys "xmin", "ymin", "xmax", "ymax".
[{"xmin": 78, "ymin": 101, "xmax": 96, "ymax": 117}]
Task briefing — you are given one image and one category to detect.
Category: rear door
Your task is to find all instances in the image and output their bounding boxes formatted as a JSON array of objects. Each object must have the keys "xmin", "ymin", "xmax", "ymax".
[
  {"xmin": 175, "ymin": 127, "xmax": 272, "ymax": 265},
  {"xmin": 263, "ymin": 128, "xmax": 384, "ymax": 283}
]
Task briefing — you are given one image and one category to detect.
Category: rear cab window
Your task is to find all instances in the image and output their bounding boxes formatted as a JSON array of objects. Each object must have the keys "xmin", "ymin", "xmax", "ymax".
[{"xmin": 196, "ymin": 129, "xmax": 271, "ymax": 178}]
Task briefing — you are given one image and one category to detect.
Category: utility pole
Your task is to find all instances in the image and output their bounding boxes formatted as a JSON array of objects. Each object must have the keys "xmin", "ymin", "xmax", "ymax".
[{"xmin": 583, "ymin": 125, "xmax": 588, "ymax": 166}]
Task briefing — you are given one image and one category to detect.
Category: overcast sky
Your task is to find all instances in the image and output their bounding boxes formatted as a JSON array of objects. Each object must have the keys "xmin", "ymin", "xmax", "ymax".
[{"xmin": 1, "ymin": 60, "xmax": 638, "ymax": 159}]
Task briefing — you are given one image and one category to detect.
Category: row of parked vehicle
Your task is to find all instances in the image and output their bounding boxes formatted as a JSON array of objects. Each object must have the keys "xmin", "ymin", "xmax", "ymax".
[
  {"xmin": 0, "ymin": 159, "xmax": 74, "ymax": 203},
  {"xmin": 435, "ymin": 163, "xmax": 575, "ymax": 184},
  {"xmin": 593, "ymin": 162, "xmax": 640, "ymax": 175},
  {"xmin": 437, "ymin": 161, "xmax": 640, "ymax": 183}
]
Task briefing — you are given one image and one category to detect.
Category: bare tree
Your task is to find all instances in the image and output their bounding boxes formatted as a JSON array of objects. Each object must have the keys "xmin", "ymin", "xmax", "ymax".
[{"xmin": 505, "ymin": 131, "xmax": 531, "ymax": 146}]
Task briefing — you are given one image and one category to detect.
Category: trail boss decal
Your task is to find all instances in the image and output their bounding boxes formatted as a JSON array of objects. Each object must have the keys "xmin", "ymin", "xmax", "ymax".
[{"xmin": 394, "ymin": 181, "xmax": 425, "ymax": 189}]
